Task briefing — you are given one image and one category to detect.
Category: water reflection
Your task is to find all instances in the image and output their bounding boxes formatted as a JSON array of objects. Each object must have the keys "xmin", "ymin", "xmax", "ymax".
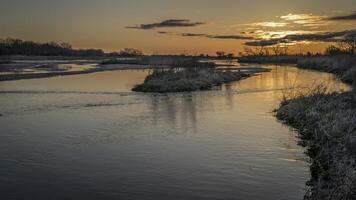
[
  {"xmin": 149, "ymin": 94, "xmax": 198, "ymax": 132},
  {"xmin": 0, "ymin": 64, "xmax": 350, "ymax": 200}
]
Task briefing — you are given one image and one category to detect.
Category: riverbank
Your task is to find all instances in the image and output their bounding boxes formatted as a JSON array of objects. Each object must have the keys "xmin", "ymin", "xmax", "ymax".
[
  {"xmin": 239, "ymin": 55, "xmax": 356, "ymax": 84},
  {"xmin": 297, "ymin": 55, "xmax": 356, "ymax": 84},
  {"xmin": 276, "ymin": 87, "xmax": 356, "ymax": 200},
  {"xmin": 238, "ymin": 55, "xmax": 300, "ymax": 64},
  {"xmin": 274, "ymin": 55, "xmax": 356, "ymax": 200},
  {"xmin": 0, "ymin": 56, "xmax": 213, "ymax": 81}
]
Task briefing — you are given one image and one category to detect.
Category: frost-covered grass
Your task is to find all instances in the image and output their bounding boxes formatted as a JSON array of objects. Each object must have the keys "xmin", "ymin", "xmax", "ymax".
[
  {"xmin": 276, "ymin": 85, "xmax": 356, "ymax": 200},
  {"xmin": 297, "ymin": 55, "xmax": 356, "ymax": 84},
  {"xmin": 132, "ymin": 68, "xmax": 245, "ymax": 93}
]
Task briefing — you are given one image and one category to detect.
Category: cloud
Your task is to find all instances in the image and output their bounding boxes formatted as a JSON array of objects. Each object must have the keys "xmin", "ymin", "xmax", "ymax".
[
  {"xmin": 328, "ymin": 12, "xmax": 356, "ymax": 20},
  {"xmin": 283, "ymin": 30, "xmax": 352, "ymax": 42},
  {"xmin": 181, "ymin": 33, "xmax": 253, "ymax": 40},
  {"xmin": 234, "ymin": 21, "xmax": 289, "ymax": 29},
  {"xmin": 126, "ymin": 19, "xmax": 206, "ymax": 30},
  {"xmin": 247, "ymin": 21, "xmax": 289, "ymax": 28},
  {"xmin": 280, "ymin": 13, "xmax": 328, "ymax": 27},
  {"xmin": 233, "ymin": 13, "xmax": 331, "ymax": 32},
  {"xmin": 181, "ymin": 33, "xmax": 208, "ymax": 37},
  {"xmin": 206, "ymin": 35, "xmax": 254, "ymax": 40},
  {"xmin": 157, "ymin": 31, "xmax": 176, "ymax": 35},
  {"xmin": 244, "ymin": 29, "xmax": 356, "ymax": 46},
  {"xmin": 244, "ymin": 39, "xmax": 282, "ymax": 46},
  {"xmin": 158, "ymin": 31, "xmax": 254, "ymax": 40}
]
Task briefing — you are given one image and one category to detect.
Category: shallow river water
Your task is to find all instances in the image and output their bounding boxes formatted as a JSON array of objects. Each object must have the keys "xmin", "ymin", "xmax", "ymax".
[{"xmin": 0, "ymin": 64, "xmax": 348, "ymax": 200}]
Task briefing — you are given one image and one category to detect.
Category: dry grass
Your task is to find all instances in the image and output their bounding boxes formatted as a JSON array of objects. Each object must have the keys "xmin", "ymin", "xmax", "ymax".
[
  {"xmin": 132, "ymin": 67, "xmax": 244, "ymax": 93},
  {"xmin": 297, "ymin": 55, "xmax": 356, "ymax": 85},
  {"xmin": 276, "ymin": 85, "xmax": 356, "ymax": 200},
  {"xmin": 238, "ymin": 55, "xmax": 299, "ymax": 64}
]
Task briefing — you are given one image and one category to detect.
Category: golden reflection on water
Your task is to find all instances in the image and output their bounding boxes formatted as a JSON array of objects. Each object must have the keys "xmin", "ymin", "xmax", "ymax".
[
  {"xmin": 0, "ymin": 69, "xmax": 149, "ymax": 92},
  {"xmin": 0, "ymin": 64, "xmax": 350, "ymax": 200}
]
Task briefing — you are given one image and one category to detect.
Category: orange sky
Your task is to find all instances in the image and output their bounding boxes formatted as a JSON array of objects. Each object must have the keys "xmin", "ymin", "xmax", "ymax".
[{"xmin": 0, "ymin": 0, "xmax": 355, "ymax": 55}]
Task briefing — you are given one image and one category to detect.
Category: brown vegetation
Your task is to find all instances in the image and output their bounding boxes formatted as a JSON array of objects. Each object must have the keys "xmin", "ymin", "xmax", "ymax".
[
  {"xmin": 276, "ymin": 85, "xmax": 356, "ymax": 200},
  {"xmin": 132, "ymin": 67, "xmax": 246, "ymax": 93}
]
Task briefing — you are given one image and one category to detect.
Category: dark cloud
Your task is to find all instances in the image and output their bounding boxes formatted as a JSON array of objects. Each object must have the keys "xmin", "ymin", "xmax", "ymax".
[
  {"xmin": 328, "ymin": 12, "xmax": 356, "ymax": 20},
  {"xmin": 158, "ymin": 31, "xmax": 253, "ymax": 40},
  {"xmin": 126, "ymin": 19, "xmax": 206, "ymax": 30},
  {"xmin": 284, "ymin": 30, "xmax": 356, "ymax": 42},
  {"xmin": 244, "ymin": 39, "xmax": 283, "ymax": 46},
  {"xmin": 157, "ymin": 31, "xmax": 174, "ymax": 35},
  {"xmin": 181, "ymin": 33, "xmax": 208, "ymax": 37},
  {"xmin": 181, "ymin": 33, "xmax": 254, "ymax": 40},
  {"xmin": 244, "ymin": 30, "xmax": 356, "ymax": 46},
  {"xmin": 207, "ymin": 35, "xmax": 254, "ymax": 40}
]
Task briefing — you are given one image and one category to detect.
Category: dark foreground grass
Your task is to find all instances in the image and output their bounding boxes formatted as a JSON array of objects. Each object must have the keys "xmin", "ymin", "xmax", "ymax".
[{"xmin": 275, "ymin": 85, "xmax": 356, "ymax": 200}]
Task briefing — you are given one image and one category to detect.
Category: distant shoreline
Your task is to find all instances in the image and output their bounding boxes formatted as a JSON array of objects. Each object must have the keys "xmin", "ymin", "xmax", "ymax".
[
  {"xmin": 0, "ymin": 55, "xmax": 248, "ymax": 82},
  {"xmin": 0, "ymin": 63, "xmax": 165, "ymax": 82}
]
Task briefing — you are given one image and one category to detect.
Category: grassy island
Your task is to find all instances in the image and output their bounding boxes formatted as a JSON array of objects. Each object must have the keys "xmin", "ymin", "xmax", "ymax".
[{"xmin": 132, "ymin": 67, "xmax": 249, "ymax": 93}]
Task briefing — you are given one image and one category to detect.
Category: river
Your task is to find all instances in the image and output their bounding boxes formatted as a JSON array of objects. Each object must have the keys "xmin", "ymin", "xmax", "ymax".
[{"xmin": 0, "ymin": 64, "xmax": 348, "ymax": 200}]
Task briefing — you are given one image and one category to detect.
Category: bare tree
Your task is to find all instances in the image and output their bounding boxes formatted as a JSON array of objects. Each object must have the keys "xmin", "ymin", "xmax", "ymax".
[
  {"xmin": 280, "ymin": 43, "xmax": 289, "ymax": 55},
  {"xmin": 271, "ymin": 45, "xmax": 283, "ymax": 56},
  {"xmin": 119, "ymin": 48, "xmax": 143, "ymax": 56},
  {"xmin": 216, "ymin": 51, "xmax": 226, "ymax": 58},
  {"xmin": 243, "ymin": 47, "xmax": 254, "ymax": 56},
  {"xmin": 341, "ymin": 34, "xmax": 356, "ymax": 54}
]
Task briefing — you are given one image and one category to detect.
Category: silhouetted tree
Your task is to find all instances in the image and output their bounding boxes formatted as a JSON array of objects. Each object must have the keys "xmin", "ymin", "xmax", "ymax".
[
  {"xmin": 216, "ymin": 51, "xmax": 226, "ymax": 58},
  {"xmin": 119, "ymin": 48, "xmax": 143, "ymax": 57},
  {"xmin": 325, "ymin": 35, "xmax": 356, "ymax": 55},
  {"xmin": 271, "ymin": 45, "xmax": 283, "ymax": 56},
  {"xmin": 226, "ymin": 53, "xmax": 234, "ymax": 58},
  {"xmin": 340, "ymin": 34, "xmax": 356, "ymax": 54},
  {"xmin": 0, "ymin": 38, "xmax": 105, "ymax": 56}
]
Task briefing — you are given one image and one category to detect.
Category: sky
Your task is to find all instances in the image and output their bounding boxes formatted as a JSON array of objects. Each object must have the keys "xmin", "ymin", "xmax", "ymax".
[{"xmin": 0, "ymin": 0, "xmax": 355, "ymax": 55}]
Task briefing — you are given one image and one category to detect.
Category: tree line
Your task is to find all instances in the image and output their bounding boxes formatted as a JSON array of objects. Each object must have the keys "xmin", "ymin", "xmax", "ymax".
[
  {"xmin": 0, "ymin": 38, "xmax": 144, "ymax": 57},
  {"xmin": 239, "ymin": 34, "xmax": 356, "ymax": 57}
]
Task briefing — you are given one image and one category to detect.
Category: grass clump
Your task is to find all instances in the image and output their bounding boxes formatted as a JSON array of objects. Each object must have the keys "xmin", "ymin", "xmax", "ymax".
[
  {"xmin": 132, "ymin": 67, "xmax": 245, "ymax": 93},
  {"xmin": 276, "ymin": 85, "xmax": 356, "ymax": 200}
]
